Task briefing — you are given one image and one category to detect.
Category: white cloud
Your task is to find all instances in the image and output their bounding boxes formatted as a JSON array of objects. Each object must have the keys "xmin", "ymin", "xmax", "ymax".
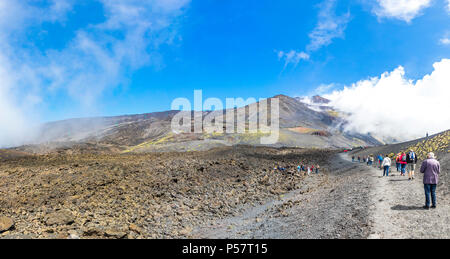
[
  {"xmin": 324, "ymin": 59, "xmax": 450, "ymax": 142},
  {"xmin": 314, "ymin": 83, "xmax": 337, "ymax": 95},
  {"xmin": 373, "ymin": 0, "xmax": 432, "ymax": 23},
  {"xmin": 277, "ymin": 50, "xmax": 310, "ymax": 68},
  {"xmin": 277, "ymin": 0, "xmax": 349, "ymax": 68},
  {"xmin": 447, "ymin": 0, "xmax": 450, "ymax": 12},
  {"xmin": 441, "ymin": 37, "xmax": 450, "ymax": 45},
  {"xmin": 0, "ymin": 0, "xmax": 190, "ymax": 147},
  {"xmin": 307, "ymin": 0, "xmax": 350, "ymax": 52}
]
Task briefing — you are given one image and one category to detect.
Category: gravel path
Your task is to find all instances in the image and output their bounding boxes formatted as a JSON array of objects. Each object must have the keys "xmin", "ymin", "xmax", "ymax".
[
  {"xmin": 194, "ymin": 153, "xmax": 450, "ymax": 239},
  {"xmin": 367, "ymin": 159, "xmax": 450, "ymax": 239},
  {"xmin": 193, "ymin": 154, "xmax": 373, "ymax": 239}
]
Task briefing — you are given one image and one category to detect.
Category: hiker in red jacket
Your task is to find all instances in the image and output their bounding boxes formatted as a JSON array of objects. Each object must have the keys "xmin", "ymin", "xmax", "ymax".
[
  {"xmin": 395, "ymin": 153, "xmax": 402, "ymax": 172},
  {"xmin": 399, "ymin": 152, "xmax": 408, "ymax": 176}
]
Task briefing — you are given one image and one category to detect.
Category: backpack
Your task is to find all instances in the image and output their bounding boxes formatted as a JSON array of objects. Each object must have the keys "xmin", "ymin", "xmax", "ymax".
[
  {"xmin": 409, "ymin": 152, "xmax": 415, "ymax": 161},
  {"xmin": 402, "ymin": 154, "xmax": 407, "ymax": 162}
]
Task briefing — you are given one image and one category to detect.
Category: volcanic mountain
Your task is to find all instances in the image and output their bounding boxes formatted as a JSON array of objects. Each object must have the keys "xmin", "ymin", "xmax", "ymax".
[{"xmin": 13, "ymin": 95, "xmax": 381, "ymax": 154}]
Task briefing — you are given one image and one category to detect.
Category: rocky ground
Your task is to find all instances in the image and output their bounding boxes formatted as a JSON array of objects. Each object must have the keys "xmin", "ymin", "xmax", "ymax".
[
  {"xmin": 194, "ymin": 152, "xmax": 450, "ymax": 239},
  {"xmin": 193, "ymin": 154, "xmax": 372, "ymax": 239},
  {"xmin": 1, "ymin": 141, "xmax": 448, "ymax": 239},
  {"xmin": 0, "ymin": 146, "xmax": 335, "ymax": 239}
]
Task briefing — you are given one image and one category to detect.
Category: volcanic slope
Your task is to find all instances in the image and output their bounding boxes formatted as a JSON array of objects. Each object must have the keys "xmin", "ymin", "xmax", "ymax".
[{"xmin": 13, "ymin": 95, "xmax": 381, "ymax": 154}]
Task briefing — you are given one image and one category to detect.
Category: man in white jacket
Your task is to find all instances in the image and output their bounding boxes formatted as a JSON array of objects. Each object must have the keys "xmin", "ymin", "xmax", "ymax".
[{"xmin": 382, "ymin": 154, "xmax": 392, "ymax": 177}]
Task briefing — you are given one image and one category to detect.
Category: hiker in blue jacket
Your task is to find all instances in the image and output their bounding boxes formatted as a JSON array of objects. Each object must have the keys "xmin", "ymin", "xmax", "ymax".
[{"xmin": 378, "ymin": 154, "xmax": 384, "ymax": 169}]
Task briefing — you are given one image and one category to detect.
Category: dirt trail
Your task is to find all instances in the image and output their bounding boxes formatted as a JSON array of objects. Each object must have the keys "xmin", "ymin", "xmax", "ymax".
[
  {"xmin": 365, "ymin": 158, "xmax": 450, "ymax": 239},
  {"xmin": 193, "ymin": 154, "xmax": 373, "ymax": 239},
  {"xmin": 194, "ymin": 153, "xmax": 450, "ymax": 239}
]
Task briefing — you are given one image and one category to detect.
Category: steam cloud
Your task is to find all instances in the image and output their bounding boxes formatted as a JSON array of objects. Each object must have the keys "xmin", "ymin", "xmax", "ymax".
[
  {"xmin": 324, "ymin": 59, "xmax": 450, "ymax": 142},
  {"xmin": 0, "ymin": 0, "xmax": 190, "ymax": 148}
]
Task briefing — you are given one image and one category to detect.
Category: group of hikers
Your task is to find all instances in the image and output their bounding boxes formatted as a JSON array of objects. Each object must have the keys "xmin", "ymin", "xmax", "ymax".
[
  {"xmin": 352, "ymin": 150, "xmax": 441, "ymax": 210},
  {"xmin": 274, "ymin": 164, "xmax": 320, "ymax": 175},
  {"xmin": 353, "ymin": 151, "xmax": 419, "ymax": 179}
]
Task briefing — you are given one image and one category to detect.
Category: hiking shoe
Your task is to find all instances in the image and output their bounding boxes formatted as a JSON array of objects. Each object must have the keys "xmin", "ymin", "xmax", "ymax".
[
  {"xmin": 431, "ymin": 205, "xmax": 436, "ymax": 209},
  {"xmin": 423, "ymin": 206, "xmax": 430, "ymax": 210}
]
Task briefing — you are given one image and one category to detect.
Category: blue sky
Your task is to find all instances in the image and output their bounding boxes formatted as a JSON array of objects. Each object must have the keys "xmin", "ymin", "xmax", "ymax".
[{"xmin": 0, "ymin": 0, "xmax": 449, "ymax": 125}]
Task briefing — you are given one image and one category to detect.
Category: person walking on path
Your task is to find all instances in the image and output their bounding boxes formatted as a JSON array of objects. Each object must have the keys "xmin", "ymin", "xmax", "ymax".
[
  {"xmin": 400, "ymin": 152, "xmax": 408, "ymax": 176},
  {"xmin": 420, "ymin": 152, "xmax": 440, "ymax": 209},
  {"xmin": 378, "ymin": 154, "xmax": 383, "ymax": 169},
  {"xmin": 396, "ymin": 153, "xmax": 402, "ymax": 172},
  {"xmin": 407, "ymin": 149, "xmax": 418, "ymax": 180},
  {"xmin": 382, "ymin": 154, "xmax": 391, "ymax": 177},
  {"xmin": 315, "ymin": 165, "xmax": 320, "ymax": 174},
  {"xmin": 358, "ymin": 156, "xmax": 361, "ymax": 163},
  {"xmin": 352, "ymin": 155, "xmax": 355, "ymax": 162}
]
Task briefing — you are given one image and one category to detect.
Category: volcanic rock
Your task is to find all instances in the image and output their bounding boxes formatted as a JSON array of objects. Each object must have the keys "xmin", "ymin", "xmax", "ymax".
[{"xmin": 0, "ymin": 217, "xmax": 14, "ymax": 233}]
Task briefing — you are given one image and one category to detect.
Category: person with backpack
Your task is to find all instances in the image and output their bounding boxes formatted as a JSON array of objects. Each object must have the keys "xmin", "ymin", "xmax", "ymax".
[
  {"xmin": 400, "ymin": 152, "xmax": 408, "ymax": 176},
  {"xmin": 407, "ymin": 149, "xmax": 418, "ymax": 180},
  {"xmin": 396, "ymin": 153, "xmax": 401, "ymax": 172},
  {"xmin": 378, "ymin": 154, "xmax": 383, "ymax": 169},
  {"xmin": 382, "ymin": 154, "xmax": 391, "ymax": 177},
  {"xmin": 420, "ymin": 153, "xmax": 440, "ymax": 209}
]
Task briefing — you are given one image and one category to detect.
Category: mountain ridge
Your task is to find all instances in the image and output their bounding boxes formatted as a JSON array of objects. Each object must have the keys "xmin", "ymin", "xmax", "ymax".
[{"xmin": 12, "ymin": 95, "xmax": 382, "ymax": 154}]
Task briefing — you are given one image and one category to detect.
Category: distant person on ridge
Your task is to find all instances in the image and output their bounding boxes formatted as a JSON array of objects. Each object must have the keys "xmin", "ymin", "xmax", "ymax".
[
  {"xmin": 400, "ymin": 152, "xmax": 408, "ymax": 176},
  {"xmin": 358, "ymin": 156, "xmax": 361, "ymax": 163},
  {"xmin": 352, "ymin": 155, "xmax": 355, "ymax": 162},
  {"xmin": 382, "ymin": 154, "xmax": 391, "ymax": 177},
  {"xmin": 420, "ymin": 152, "xmax": 440, "ymax": 209},
  {"xmin": 406, "ymin": 149, "xmax": 418, "ymax": 180}
]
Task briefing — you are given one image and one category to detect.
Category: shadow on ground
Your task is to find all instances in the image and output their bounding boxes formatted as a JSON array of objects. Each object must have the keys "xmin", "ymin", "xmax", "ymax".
[{"xmin": 391, "ymin": 205, "xmax": 425, "ymax": 211}]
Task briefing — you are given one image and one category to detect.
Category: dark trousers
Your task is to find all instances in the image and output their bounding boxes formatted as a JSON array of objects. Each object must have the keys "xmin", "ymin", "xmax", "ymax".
[
  {"xmin": 401, "ymin": 164, "xmax": 406, "ymax": 174},
  {"xmin": 424, "ymin": 184, "xmax": 437, "ymax": 207}
]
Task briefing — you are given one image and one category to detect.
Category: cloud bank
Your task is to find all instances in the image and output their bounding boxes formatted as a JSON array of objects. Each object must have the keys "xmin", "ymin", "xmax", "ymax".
[
  {"xmin": 324, "ymin": 59, "xmax": 450, "ymax": 142},
  {"xmin": 373, "ymin": 0, "xmax": 431, "ymax": 22},
  {"xmin": 0, "ymin": 0, "xmax": 190, "ymax": 147}
]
